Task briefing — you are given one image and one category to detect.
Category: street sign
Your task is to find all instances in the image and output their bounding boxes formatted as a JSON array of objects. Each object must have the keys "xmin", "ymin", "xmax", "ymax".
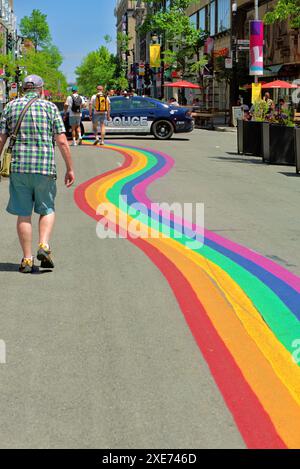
[
  {"xmin": 237, "ymin": 39, "xmax": 250, "ymax": 45},
  {"xmin": 232, "ymin": 106, "xmax": 243, "ymax": 127},
  {"xmin": 225, "ymin": 58, "xmax": 233, "ymax": 69},
  {"xmin": 9, "ymin": 82, "xmax": 18, "ymax": 99},
  {"xmin": 238, "ymin": 46, "xmax": 250, "ymax": 51},
  {"xmin": 139, "ymin": 63, "xmax": 145, "ymax": 76}
]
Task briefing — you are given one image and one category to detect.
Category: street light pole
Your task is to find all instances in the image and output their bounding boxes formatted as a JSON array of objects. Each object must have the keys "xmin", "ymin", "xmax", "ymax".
[
  {"xmin": 254, "ymin": 0, "xmax": 259, "ymax": 85},
  {"xmin": 230, "ymin": 1, "xmax": 238, "ymax": 123}
]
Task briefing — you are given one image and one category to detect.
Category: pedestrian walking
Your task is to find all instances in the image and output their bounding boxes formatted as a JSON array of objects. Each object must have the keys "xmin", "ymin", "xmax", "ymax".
[
  {"xmin": 65, "ymin": 86, "xmax": 84, "ymax": 146},
  {"xmin": 0, "ymin": 74, "xmax": 75, "ymax": 273},
  {"xmin": 89, "ymin": 85, "xmax": 111, "ymax": 145}
]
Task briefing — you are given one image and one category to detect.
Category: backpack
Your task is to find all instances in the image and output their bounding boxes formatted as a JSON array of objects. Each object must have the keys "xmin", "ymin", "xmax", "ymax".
[
  {"xmin": 95, "ymin": 93, "xmax": 108, "ymax": 112},
  {"xmin": 71, "ymin": 95, "xmax": 82, "ymax": 113}
]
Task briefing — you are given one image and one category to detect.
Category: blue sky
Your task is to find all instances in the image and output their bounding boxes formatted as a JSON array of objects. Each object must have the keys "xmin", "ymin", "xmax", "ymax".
[{"xmin": 14, "ymin": 0, "xmax": 117, "ymax": 82}]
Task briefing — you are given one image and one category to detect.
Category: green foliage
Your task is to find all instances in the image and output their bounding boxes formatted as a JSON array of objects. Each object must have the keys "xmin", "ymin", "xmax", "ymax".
[
  {"xmin": 20, "ymin": 9, "xmax": 52, "ymax": 51},
  {"xmin": 253, "ymin": 100, "xmax": 270, "ymax": 121},
  {"xmin": 75, "ymin": 46, "xmax": 126, "ymax": 96},
  {"xmin": 264, "ymin": 0, "xmax": 300, "ymax": 29},
  {"xmin": 0, "ymin": 8, "xmax": 67, "ymax": 100},
  {"xmin": 22, "ymin": 48, "xmax": 67, "ymax": 99},
  {"xmin": 141, "ymin": 0, "xmax": 207, "ymax": 86},
  {"xmin": 117, "ymin": 32, "xmax": 132, "ymax": 53}
]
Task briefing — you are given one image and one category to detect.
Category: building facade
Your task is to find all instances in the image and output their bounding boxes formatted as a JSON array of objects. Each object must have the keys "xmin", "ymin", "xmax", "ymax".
[
  {"xmin": 115, "ymin": 0, "xmax": 138, "ymax": 84},
  {"xmin": 0, "ymin": 0, "xmax": 16, "ymax": 56},
  {"xmin": 128, "ymin": 1, "xmax": 300, "ymax": 105},
  {"xmin": 186, "ymin": 0, "xmax": 300, "ymax": 109}
]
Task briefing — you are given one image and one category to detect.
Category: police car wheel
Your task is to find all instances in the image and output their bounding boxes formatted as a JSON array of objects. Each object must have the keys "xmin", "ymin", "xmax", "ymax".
[{"xmin": 152, "ymin": 120, "xmax": 174, "ymax": 140}]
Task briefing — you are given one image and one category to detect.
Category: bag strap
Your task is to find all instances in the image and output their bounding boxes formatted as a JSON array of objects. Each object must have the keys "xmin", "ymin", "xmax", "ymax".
[{"xmin": 8, "ymin": 97, "xmax": 39, "ymax": 151}]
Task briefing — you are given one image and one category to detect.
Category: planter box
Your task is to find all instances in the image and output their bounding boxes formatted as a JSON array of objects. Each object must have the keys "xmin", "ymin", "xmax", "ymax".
[
  {"xmin": 262, "ymin": 122, "xmax": 270, "ymax": 163},
  {"xmin": 269, "ymin": 124, "xmax": 295, "ymax": 166},
  {"xmin": 237, "ymin": 120, "xmax": 263, "ymax": 156},
  {"xmin": 296, "ymin": 127, "xmax": 300, "ymax": 174}
]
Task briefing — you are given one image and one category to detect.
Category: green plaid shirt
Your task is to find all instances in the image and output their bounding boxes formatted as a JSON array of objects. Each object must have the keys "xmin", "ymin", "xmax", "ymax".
[{"xmin": 0, "ymin": 92, "xmax": 66, "ymax": 176}]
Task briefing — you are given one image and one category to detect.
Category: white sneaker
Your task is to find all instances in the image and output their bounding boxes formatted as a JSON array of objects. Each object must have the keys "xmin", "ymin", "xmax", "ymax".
[{"xmin": 71, "ymin": 141, "xmax": 77, "ymax": 146}]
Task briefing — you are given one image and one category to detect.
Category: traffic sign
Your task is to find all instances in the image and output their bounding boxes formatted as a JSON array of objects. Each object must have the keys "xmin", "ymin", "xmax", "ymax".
[
  {"xmin": 237, "ymin": 39, "xmax": 250, "ymax": 45},
  {"xmin": 9, "ymin": 82, "xmax": 18, "ymax": 99},
  {"xmin": 225, "ymin": 58, "xmax": 233, "ymax": 69},
  {"xmin": 139, "ymin": 63, "xmax": 145, "ymax": 76}
]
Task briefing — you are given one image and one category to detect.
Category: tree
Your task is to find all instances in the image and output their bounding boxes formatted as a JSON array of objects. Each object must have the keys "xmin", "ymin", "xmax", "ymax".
[
  {"xmin": 141, "ymin": 0, "xmax": 208, "ymax": 91},
  {"xmin": 75, "ymin": 46, "xmax": 127, "ymax": 96},
  {"xmin": 22, "ymin": 48, "xmax": 68, "ymax": 99},
  {"xmin": 20, "ymin": 9, "xmax": 52, "ymax": 51},
  {"xmin": 264, "ymin": 0, "xmax": 300, "ymax": 29}
]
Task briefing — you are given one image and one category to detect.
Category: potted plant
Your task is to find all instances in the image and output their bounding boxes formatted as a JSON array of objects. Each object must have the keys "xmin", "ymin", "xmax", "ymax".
[
  {"xmin": 295, "ymin": 125, "xmax": 300, "ymax": 174},
  {"xmin": 237, "ymin": 100, "xmax": 269, "ymax": 157},
  {"xmin": 266, "ymin": 110, "xmax": 296, "ymax": 165}
]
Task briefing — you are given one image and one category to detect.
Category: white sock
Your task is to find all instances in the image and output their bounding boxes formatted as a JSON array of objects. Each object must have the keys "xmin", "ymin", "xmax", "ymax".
[
  {"xmin": 73, "ymin": 138, "xmax": 76, "ymax": 143},
  {"xmin": 78, "ymin": 133, "xmax": 82, "ymax": 139}
]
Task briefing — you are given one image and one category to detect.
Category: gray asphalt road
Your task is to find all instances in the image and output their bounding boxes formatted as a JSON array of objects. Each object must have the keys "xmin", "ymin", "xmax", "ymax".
[{"xmin": 0, "ymin": 129, "xmax": 299, "ymax": 449}]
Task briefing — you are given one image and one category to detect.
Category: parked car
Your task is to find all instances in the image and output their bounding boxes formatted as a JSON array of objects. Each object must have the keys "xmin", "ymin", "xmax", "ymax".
[
  {"xmin": 62, "ymin": 96, "xmax": 194, "ymax": 140},
  {"xmin": 103, "ymin": 96, "xmax": 194, "ymax": 139}
]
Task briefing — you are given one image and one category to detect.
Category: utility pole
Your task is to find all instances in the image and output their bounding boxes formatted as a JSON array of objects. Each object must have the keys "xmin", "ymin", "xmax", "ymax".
[
  {"xmin": 254, "ymin": 0, "xmax": 259, "ymax": 85},
  {"xmin": 230, "ymin": 1, "xmax": 238, "ymax": 124}
]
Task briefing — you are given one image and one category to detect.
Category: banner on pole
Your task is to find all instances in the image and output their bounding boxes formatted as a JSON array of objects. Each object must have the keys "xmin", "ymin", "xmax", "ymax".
[
  {"xmin": 251, "ymin": 82, "xmax": 262, "ymax": 103},
  {"xmin": 250, "ymin": 20, "xmax": 264, "ymax": 76},
  {"xmin": 150, "ymin": 44, "xmax": 161, "ymax": 68}
]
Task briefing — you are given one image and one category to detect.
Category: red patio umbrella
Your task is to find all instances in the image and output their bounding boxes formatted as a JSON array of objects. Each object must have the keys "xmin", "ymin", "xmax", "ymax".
[
  {"xmin": 164, "ymin": 80, "xmax": 202, "ymax": 89},
  {"xmin": 261, "ymin": 80, "xmax": 298, "ymax": 89}
]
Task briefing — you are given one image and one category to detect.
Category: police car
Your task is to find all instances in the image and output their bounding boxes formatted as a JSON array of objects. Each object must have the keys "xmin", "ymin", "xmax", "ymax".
[
  {"xmin": 63, "ymin": 96, "xmax": 194, "ymax": 140},
  {"xmin": 106, "ymin": 96, "xmax": 194, "ymax": 140}
]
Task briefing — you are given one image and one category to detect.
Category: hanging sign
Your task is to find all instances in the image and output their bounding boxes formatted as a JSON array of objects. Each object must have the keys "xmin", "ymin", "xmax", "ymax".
[{"xmin": 250, "ymin": 20, "xmax": 264, "ymax": 76}]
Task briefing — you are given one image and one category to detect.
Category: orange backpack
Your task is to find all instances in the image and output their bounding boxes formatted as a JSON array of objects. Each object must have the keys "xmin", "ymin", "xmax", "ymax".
[{"xmin": 95, "ymin": 93, "xmax": 108, "ymax": 112}]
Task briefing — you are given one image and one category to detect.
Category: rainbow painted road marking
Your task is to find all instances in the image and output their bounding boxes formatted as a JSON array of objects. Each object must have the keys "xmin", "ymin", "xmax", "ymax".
[{"xmin": 74, "ymin": 141, "xmax": 300, "ymax": 449}]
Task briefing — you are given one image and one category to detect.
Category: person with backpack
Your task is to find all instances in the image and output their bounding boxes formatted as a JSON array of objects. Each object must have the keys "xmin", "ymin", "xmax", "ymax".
[
  {"xmin": 89, "ymin": 85, "xmax": 111, "ymax": 145},
  {"xmin": 64, "ymin": 86, "xmax": 84, "ymax": 146}
]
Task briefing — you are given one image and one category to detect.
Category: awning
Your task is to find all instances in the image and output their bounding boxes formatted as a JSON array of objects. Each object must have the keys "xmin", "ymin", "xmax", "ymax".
[{"xmin": 263, "ymin": 64, "xmax": 283, "ymax": 77}]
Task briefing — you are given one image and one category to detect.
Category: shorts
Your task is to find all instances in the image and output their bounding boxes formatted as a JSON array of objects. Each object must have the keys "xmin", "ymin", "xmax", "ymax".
[
  {"xmin": 93, "ymin": 113, "xmax": 107, "ymax": 125},
  {"xmin": 69, "ymin": 115, "xmax": 81, "ymax": 126},
  {"xmin": 7, "ymin": 173, "xmax": 57, "ymax": 217}
]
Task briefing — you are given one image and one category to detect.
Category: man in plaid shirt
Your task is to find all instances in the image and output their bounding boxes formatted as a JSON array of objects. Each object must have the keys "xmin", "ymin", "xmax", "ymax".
[{"xmin": 0, "ymin": 75, "xmax": 75, "ymax": 273}]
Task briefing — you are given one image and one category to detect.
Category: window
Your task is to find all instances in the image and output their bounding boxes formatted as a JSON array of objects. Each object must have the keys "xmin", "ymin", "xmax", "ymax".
[
  {"xmin": 190, "ymin": 12, "xmax": 198, "ymax": 29},
  {"xmin": 131, "ymin": 98, "xmax": 157, "ymax": 109},
  {"xmin": 217, "ymin": 0, "xmax": 230, "ymax": 33},
  {"xmin": 210, "ymin": 1, "xmax": 216, "ymax": 36},
  {"xmin": 199, "ymin": 8, "xmax": 206, "ymax": 32},
  {"xmin": 110, "ymin": 98, "xmax": 131, "ymax": 112}
]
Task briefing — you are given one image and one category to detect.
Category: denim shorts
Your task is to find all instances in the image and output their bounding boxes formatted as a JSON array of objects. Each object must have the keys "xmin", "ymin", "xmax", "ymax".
[
  {"xmin": 69, "ymin": 115, "xmax": 81, "ymax": 126},
  {"xmin": 7, "ymin": 173, "xmax": 57, "ymax": 217},
  {"xmin": 92, "ymin": 113, "xmax": 107, "ymax": 124}
]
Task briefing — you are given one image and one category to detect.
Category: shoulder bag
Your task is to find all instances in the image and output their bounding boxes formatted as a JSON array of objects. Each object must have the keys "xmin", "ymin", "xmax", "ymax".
[{"xmin": 0, "ymin": 97, "xmax": 38, "ymax": 178}]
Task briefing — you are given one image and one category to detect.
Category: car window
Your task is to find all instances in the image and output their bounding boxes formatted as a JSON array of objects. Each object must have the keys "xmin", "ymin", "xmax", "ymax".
[
  {"xmin": 131, "ymin": 98, "xmax": 158, "ymax": 110},
  {"xmin": 110, "ymin": 98, "xmax": 131, "ymax": 112}
]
